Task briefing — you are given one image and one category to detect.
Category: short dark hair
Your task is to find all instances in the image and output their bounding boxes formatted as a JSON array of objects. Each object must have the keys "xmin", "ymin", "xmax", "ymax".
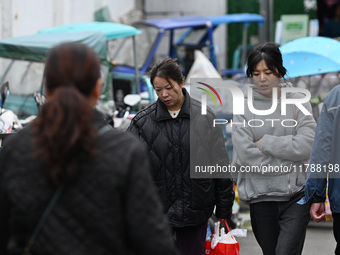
[
  {"xmin": 149, "ymin": 57, "xmax": 184, "ymax": 87},
  {"xmin": 246, "ymin": 42, "xmax": 287, "ymax": 78}
]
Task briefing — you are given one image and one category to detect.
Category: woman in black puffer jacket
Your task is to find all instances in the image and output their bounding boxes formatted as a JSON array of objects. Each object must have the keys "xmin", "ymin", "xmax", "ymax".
[
  {"xmin": 127, "ymin": 57, "xmax": 234, "ymax": 255},
  {"xmin": 0, "ymin": 43, "xmax": 178, "ymax": 255}
]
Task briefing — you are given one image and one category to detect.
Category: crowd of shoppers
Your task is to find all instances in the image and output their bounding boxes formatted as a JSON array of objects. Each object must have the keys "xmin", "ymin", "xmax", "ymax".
[{"xmin": 1, "ymin": 39, "xmax": 340, "ymax": 255}]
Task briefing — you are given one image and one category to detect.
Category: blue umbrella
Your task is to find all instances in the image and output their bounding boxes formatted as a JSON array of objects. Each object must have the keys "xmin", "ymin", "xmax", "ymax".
[{"xmin": 280, "ymin": 36, "xmax": 340, "ymax": 78}]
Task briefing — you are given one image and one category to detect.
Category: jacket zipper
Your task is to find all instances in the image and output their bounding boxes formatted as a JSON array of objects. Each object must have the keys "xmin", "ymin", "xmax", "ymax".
[{"xmin": 287, "ymin": 173, "xmax": 292, "ymax": 194}]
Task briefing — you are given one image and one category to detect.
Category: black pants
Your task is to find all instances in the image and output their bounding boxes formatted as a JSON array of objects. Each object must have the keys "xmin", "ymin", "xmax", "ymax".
[
  {"xmin": 333, "ymin": 213, "xmax": 340, "ymax": 255},
  {"xmin": 173, "ymin": 221, "xmax": 207, "ymax": 255},
  {"xmin": 249, "ymin": 194, "xmax": 310, "ymax": 255}
]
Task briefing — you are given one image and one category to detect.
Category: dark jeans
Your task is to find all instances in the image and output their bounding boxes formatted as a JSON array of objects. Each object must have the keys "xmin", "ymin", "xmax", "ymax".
[
  {"xmin": 173, "ymin": 221, "xmax": 207, "ymax": 255},
  {"xmin": 249, "ymin": 193, "xmax": 310, "ymax": 255},
  {"xmin": 333, "ymin": 213, "xmax": 340, "ymax": 255}
]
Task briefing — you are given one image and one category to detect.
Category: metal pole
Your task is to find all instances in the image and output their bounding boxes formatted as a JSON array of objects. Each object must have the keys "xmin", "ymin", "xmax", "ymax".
[
  {"xmin": 269, "ymin": 0, "xmax": 274, "ymax": 42},
  {"xmin": 132, "ymin": 36, "xmax": 140, "ymax": 95},
  {"xmin": 132, "ymin": 36, "xmax": 141, "ymax": 109},
  {"xmin": 241, "ymin": 25, "xmax": 248, "ymax": 68},
  {"xmin": 207, "ymin": 24, "xmax": 217, "ymax": 69},
  {"xmin": 111, "ymin": 38, "xmax": 127, "ymax": 60},
  {"xmin": 259, "ymin": 0, "xmax": 270, "ymax": 42},
  {"xmin": 169, "ymin": 29, "xmax": 174, "ymax": 58}
]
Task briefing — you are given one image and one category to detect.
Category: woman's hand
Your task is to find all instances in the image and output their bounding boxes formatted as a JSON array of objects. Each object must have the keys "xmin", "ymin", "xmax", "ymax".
[{"xmin": 310, "ymin": 202, "xmax": 326, "ymax": 222}]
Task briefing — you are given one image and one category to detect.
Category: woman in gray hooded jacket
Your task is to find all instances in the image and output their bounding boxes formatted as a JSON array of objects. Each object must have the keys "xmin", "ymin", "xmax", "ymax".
[{"xmin": 232, "ymin": 42, "xmax": 316, "ymax": 255}]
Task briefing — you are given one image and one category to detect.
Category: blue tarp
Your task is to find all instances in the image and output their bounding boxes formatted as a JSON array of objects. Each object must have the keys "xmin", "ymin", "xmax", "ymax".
[
  {"xmin": 39, "ymin": 22, "xmax": 141, "ymax": 40},
  {"xmin": 0, "ymin": 31, "xmax": 107, "ymax": 62},
  {"xmin": 142, "ymin": 16, "xmax": 211, "ymax": 30},
  {"xmin": 209, "ymin": 13, "xmax": 265, "ymax": 27}
]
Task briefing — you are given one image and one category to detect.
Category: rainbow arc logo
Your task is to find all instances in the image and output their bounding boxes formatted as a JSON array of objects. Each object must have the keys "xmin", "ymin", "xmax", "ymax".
[
  {"xmin": 195, "ymin": 81, "xmax": 312, "ymax": 117},
  {"xmin": 196, "ymin": 82, "xmax": 222, "ymax": 106}
]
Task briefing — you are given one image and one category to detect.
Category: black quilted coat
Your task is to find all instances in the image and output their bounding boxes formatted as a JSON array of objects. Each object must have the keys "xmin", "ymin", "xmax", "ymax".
[
  {"xmin": 127, "ymin": 89, "xmax": 234, "ymax": 228},
  {"xmin": 0, "ymin": 110, "xmax": 178, "ymax": 255}
]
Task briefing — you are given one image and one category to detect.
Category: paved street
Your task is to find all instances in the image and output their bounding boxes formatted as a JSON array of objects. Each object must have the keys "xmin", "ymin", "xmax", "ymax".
[{"xmin": 237, "ymin": 213, "xmax": 336, "ymax": 255}]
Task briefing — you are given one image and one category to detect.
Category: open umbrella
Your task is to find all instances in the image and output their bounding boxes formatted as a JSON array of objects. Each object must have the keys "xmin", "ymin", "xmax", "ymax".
[{"xmin": 280, "ymin": 36, "xmax": 340, "ymax": 78}]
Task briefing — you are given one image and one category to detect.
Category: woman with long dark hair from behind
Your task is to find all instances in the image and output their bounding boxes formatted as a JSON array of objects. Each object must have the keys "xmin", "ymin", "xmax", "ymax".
[{"xmin": 0, "ymin": 42, "xmax": 178, "ymax": 255}]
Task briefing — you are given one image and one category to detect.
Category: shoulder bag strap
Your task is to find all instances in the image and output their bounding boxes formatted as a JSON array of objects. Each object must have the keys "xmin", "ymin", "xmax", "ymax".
[
  {"xmin": 22, "ymin": 183, "xmax": 66, "ymax": 255},
  {"xmin": 22, "ymin": 124, "xmax": 112, "ymax": 255},
  {"xmin": 97, "ymin": 124, "xmax": 113, "ymax": 136}
]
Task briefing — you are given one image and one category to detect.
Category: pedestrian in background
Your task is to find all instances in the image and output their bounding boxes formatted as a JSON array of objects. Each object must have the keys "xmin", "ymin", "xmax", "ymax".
[
  {"xmin": 300, "ymin": 84, "xmax": 340, "ymax": 255},
  {"xmin": 323, "ymin": 3, "xmax": 340, "ymax": 39},
  {"xmin": 127, "ymin": 57, "xmax": 234, "ymax": 255},
  {"xmin": 0, "ymin": 42, "xmax": 178, "ymax": 255},
  {"xmin": 232, "ymin": 42, "xmax": 316, "ymax": 255}
]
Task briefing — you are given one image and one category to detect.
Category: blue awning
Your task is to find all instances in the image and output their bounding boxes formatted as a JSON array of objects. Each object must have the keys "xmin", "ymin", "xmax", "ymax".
[
  {"xmin": 141, "ymin": 16, "xmax": 211, "ymax": 30},
  {"xmin": 0, "ymin": 31, "xmax": 107, "ymax": 61},
  {"xmin": 209, "ymin": 13, "xmax": 265, "ymax": 27},
  {"xmin": 39, "ymin": 22, "xmax": 141, "ymax": 40}
]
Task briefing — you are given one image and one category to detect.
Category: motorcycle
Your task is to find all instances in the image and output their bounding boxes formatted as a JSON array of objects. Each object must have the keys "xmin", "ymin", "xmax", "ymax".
[
  {"xmin": 96, "ymin": 94, "xmax": 141, "ymax": 130},
  {"xmin": 32, "ymin": 90, "xmax": 141, "ymax": 131},
  {"xmin": 112, "ymin": 94, "xmax": 141, "ymax": 130},
  {"xmin": 0, "ymin": 82, "xmax": 22, "ymax": 134},
  {"xmin": 0, "ymin": 82, "xmax": 23, "ymax": 149}
]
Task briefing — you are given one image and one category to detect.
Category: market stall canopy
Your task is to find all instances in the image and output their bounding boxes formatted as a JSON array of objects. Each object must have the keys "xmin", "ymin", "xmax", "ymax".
[
  {"xmin": 0, "ymin": 31, "xmax": 107, "ymax": 62},
  {"xmin": 39, "ymin": 22, "xmax": 141, "ymax": 40},
  {"xmin": 142, "ymin": 16, "xmax": 212, "ymax": 30},
  {"xmin": 38, "ymin": 22, "xmax": 143, "ymax": 95},
  {"xmin": 209, "ymin": 13, "xmax": 265, "ymax": 27},
  {"xmin": 280, "ymin": 36, "xmax": 340, "ymax": 78}
]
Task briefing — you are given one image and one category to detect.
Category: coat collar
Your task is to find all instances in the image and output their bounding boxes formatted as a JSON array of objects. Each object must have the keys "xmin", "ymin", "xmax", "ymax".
[{"xmin": 155, "ymin": 88, "xmax": 190, "ymax": 121}]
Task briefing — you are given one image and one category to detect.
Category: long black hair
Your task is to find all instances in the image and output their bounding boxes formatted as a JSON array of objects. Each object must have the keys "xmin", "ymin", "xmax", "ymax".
[{"xmin": 32, "ymin": 42, "xmax": 101, "ymax": 187}]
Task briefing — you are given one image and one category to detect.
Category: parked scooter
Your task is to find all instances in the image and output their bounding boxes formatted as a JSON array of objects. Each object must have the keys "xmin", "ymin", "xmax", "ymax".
[
  {"xmin": 112, "ymin": 94, "xmax": 141, "ymax": 130},
  {"xmin": 33, "ymin": 90, "xmax": 141, "ymax": 131},
  {"xmin": 0, "ymin": 82, "xmax": 10, "ymax": 111},
  {"xmin": 0, "ymin": 82, "xmax": 22, "ymax": 134},
  {"xmin": 0, "ymin": 82, "xmax": 23, "ymax": 149},
  {"xmin": 95, "ymin": 94, "xmax": 141, "ymax": 130},
  {"xmin": 33, "ymin": 91, "xmax": 47, "ymax": 113}
]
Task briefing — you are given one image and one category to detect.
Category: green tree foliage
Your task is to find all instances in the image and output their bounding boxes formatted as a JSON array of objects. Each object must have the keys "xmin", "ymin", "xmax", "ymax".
[{"xmin": 226, "ymin": 0, "xmax": 317, "ymax": 69}]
